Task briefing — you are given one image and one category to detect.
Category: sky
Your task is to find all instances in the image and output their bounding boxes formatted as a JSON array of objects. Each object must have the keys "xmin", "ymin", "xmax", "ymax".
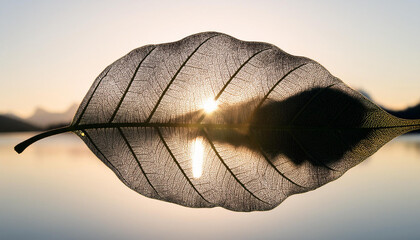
[{"xmin": 1, "ymin": 0, "xmax": 419, "ymax": 118}]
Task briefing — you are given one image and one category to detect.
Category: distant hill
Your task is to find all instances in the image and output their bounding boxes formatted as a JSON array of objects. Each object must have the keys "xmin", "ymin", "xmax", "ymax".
[
  {"xmin": 25, "ymin": 103, "xmax": 78, "ymax": 128},
  {"xmin": 0, "ymin": 115, "xmax": 41, "ymax": 132},
  {"xmin": 385, "ymin": 103, "xmax": 420, "ymax": 120},
  {"xmin": 0, "ymin": 103, "xmax": 77, "ymax": 133}
]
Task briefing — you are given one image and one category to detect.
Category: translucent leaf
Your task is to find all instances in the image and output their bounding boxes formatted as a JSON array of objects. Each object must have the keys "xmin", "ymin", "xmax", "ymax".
[{"xmin": 15, "ymin": 32, "xmax": 420, "ymax": 212}]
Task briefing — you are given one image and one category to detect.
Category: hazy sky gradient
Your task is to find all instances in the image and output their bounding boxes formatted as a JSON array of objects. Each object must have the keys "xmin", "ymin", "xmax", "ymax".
[{"xmin": 1, "ymin": 0, "xmax": 419, "ymax": 117}]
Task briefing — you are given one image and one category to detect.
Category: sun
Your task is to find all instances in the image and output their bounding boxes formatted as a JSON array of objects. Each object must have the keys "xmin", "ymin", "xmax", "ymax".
[{"xmin": 202, "ymin": 98, "xmax": 218, "ymax": 113}]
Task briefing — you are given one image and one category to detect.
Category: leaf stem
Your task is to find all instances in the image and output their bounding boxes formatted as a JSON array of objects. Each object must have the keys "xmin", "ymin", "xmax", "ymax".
[{"xmin": 14, "ymin": 126, "xmax": 74, "ymax": 154}]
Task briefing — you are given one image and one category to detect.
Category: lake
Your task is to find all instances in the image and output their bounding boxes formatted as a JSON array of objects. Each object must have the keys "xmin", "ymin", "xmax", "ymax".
[{"xmin": 1, "ymin": 132, "xmax": 419, "ymax": 240}]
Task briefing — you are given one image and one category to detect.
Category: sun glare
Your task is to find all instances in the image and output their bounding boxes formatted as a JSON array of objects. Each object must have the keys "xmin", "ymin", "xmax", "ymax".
[
  {"xmin": 202, "ymin": 98, "xmax": 218, "ymax": 113},
  {"xmin": 191, "ymin": 138, "xmax": 204, "ymax": 178}
]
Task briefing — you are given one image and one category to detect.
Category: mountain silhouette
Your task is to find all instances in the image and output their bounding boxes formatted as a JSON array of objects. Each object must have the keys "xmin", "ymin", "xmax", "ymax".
[
  {"xmin": 0, "ymin": 103, "xmax": 77, "ymax": 132},
  {"xmin": 25, "ymin": 103, "xmax": 78, "ymax": 128},
  {"xmin": 385, "ymin": 103, "xmax": 420, "ymax": 119},
  {"xmin": 0, "ymin": 115, "xmax": 40, "ymax": 132}
]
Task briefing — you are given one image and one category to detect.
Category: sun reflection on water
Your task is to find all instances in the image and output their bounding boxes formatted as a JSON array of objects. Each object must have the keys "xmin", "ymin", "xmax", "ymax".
[{"xmin": 191, "ymin": 137, "xmax": 204, "ymax": 178}]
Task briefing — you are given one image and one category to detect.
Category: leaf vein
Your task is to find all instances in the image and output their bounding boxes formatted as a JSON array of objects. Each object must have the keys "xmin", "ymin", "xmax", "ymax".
[
  {"xmin": 197, "ymin": 47, "xmax": 272, "ymax": 123},
  {"xmin": 215, "ymin": 48, "xmax": 272, "ymax": 100},
  {"xmin": 246, "ymin": 133, "xmax": 306, "ymax": 188},
  {"xmin": 146, "ymin": 34, "xmax": 219, "ymax": 123},
  {"xmin": 290, "ymin": 83, "xmax": 336, "ymax": 124},
  {"xmin": 253, "ymin": 63, "xmax": 308, "ymax": 114},
  {"xmin": 109, "ymin": 46, "xmax": 157, "ymax": 123},
  {"xmin": 117, "ymin": 127, "xmax": 161, "ymax": 197},
  {"xmin": 287, "ymin": 130, "xmax": 337, "ymax": 171},
  {"xmin": 155, "ymin": 127, "xmax": 212, "ymax": 204},
  {"xmin": 73, "ymin": 66, "xmax": 112, "ymax": 126},
  {"xmin": 81, "ymin": 130, "xmax": 130, "ymax": 186},
  {"xmin": 201, "ymin": 129, "xmax": 270, "ymax": 205}
]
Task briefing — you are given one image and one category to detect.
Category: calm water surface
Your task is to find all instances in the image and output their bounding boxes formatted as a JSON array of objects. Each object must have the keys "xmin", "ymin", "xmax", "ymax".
[{"xmin": 1, "ymin": 133, "xmax": 419, "ymax": 240}]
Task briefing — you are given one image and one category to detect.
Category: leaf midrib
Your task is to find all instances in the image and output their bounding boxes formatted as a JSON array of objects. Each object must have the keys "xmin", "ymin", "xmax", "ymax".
[{"xmin": 69, "ymin": 122, "xmax": 420, "ymax": 131}]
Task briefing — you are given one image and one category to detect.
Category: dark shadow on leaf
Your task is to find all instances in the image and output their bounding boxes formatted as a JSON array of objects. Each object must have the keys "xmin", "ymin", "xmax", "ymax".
[{"xmin": 181, "ymin": 88, "xmax": 373, "ymax": 168}]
